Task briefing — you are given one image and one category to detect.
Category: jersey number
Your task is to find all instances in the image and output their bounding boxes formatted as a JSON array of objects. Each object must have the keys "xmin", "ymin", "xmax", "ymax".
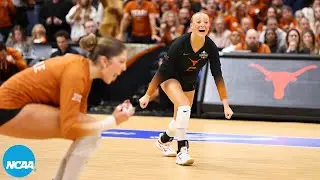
[{"xmin": 33, "ymin": 61, "xmax": 46, "ymax": 73}]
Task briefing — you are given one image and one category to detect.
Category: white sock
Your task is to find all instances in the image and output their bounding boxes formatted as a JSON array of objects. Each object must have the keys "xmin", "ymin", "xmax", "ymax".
[
  {"xmin": 58, "ymin": 135, "xmax": 100, "ymax": 180},
  {"xmin": 176, "ymin": 128, "xmax": 187, "ymax": 141}
]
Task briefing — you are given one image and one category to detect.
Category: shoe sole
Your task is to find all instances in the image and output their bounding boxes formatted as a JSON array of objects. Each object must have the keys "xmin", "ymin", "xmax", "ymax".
[
  {"xmin": 155, "ymin": 142, "xmax": 177, "ymax": 157},
  {"xmin": 176, "ymin": 158, "xmax": 194, "ymax": 166}
]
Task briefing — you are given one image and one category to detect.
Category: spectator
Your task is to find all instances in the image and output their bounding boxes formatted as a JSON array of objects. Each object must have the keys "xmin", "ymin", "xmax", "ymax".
[
  {"xmin": 300, "ymin": 0, "xmax": 320, "ymax": 24},
  {"xmin": 279, "ymin": 5, "xmax": 297, "ymax": 32},
  {"xmin": 159, "ymin": 10, "xmax": 183, "ymax": 45},
  {"xmin": 259, "ymin": 17, "xmax": 286, "ymax": 47},
  {"xmin": 295, "ymin": 10, "xmax": 305, "ymax": 22},
  {"xmin": 0, "ymin": 41, "xmax": 28, "ymax": 85},
  {"xmin": 310, "ymin": 6, "xmax": 320, "ymax": 34},
  {"xmin": 224, "ymin": 1, "xmax": 253, "ymax": 32},
  {"xmin": 84, "ymin": 19, "xmax": 99, "ymax": 35},
  {"xmin": 238, "ymin": 17, "xmax": 253, "ymax": 42},
  {"xmin": 216, "ymin": 0, "xmax": 232, "ymax": 16},
  {"xmin": 50, "ymin": 30, "xmax": 79, "ymax": 58},
  {"xmin": 0, "ymin": 0, "xmax": 16, "ymax": 42},
  {"xmin": 180, "ymin": 0, "xmax": 193, "ymax": 14},
  {"xmin": 300, "ymin": 29, "xmax": 319, "ymax": 54},
  {"xmin": 31, "ymin": 24, "xmax": 47, "ymax": 44},
  {"xmin": 235, "ymin": 29, "xmax": 271, "ymax": 53},
  {"xmin": 117, "ymin": 0, "xmax": 159, "ymax": 43},
  {"xmin": 6, "ymin": 25, "xmax": 32, "ymax": 58},
  {"xmin": 257, "ymin": 6, "xmax": 279, "ymax": 32},
  {"xmin": 159, "ymin": 1, "xmax": 171, "ymax": 17},
  {"xmin": 66, "ymin": 0, "xmax": 99, "ymax": 43},
  {"xmin": 271, "ymin": 0, "xmax": 284, "ymax": 15},
  {"xmin": 277, "ymin": 28, "xmax": 302, "ymax": 53},
  {"xmin": 222, "ymin": 30, "xmax": 241, "ymax": 53},
  {"xmin": 167, "ymin": 0, "xmax": 179, "ymax": 12},
  {"xmin": 91, "ymin": 0, "xmax": 104, "ymax": 23},
  {"xmin": 208, "ymin": 16, "xmax": 231, "ymax": 49},
  {"xmin": 247, "ymin": 0, "xmax": 267, "ymax": 28},
  {"xmin": 77, "ymin": 19, "xmax": 100, "ymax": 44},
  {"xmin": 39, "ymin": 0, "xmax": 73, "ymax": 42},
  {"xmin": 178, "ymin": 8, "xmax": 191, "ymax": 33},
  {"xmin": 297, "ymin": 17, "xmax": 311, "ymax": 33},
  {"xmin": 264, "ymin": 28, "xmax": 279, "ymax": 53}
]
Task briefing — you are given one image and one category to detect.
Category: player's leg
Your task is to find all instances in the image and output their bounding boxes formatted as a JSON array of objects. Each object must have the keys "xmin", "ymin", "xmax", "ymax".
[
  {"xmin": 54, "ymin": 113, "xmax": 123, "ymax": 180},
  {"xmin": 155, "ymin": 108, "xmax": 177, "ymax": 157},
  {"xmin": 56, "ymin": 100, "xmax": 134, "ymax": 180},
  {"xmin": 173, "ymin": 90, "xmax": 194, "ymax": 166},
  {"xmin": 159, "ymin": 79, "xmax": 194, "ymax": 165},
  {"xmin": 0, "ymin": 104, "xmax": 65, "ymax": 139},
  {"xmin": 163, "ymin": 91, "xmax": 194, "ymax": 142},
  {"xmin": 0, "ymin": 103, "xmax": 115, "ymax": 180},
  {"xmin": 154, "ymin": 81, "xmax": 185, "ymax": 157},
  {"xmin": 0, "ymin": 104, "xmax": 100, "ymax": 180}
]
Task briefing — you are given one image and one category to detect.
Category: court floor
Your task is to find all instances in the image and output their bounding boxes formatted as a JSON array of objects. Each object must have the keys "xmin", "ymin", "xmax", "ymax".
[{"xmin": 1, "ymin": 115, "xmax": 320, "ymax": 180}]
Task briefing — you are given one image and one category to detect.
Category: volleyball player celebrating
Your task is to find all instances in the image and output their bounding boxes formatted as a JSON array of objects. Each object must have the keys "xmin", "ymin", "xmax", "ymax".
[
  {"xmin": 139, "ymin": 12, "xmax": 233, "ymax": 166},
  {"xmin": 0, "ymin": 35, "xmax": 135, "ymax": 180}
]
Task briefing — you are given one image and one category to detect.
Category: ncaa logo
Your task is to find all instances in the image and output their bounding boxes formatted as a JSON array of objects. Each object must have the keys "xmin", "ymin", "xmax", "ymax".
[{"xmin": 2, "ymin": 145, "xmax": 36, "ymax": 178}]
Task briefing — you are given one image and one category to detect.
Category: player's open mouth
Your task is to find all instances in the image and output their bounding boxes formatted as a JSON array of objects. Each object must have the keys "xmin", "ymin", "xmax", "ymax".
[{"xmin": 199, "ymin": 29, "xmax": 206, "ymax": 33}]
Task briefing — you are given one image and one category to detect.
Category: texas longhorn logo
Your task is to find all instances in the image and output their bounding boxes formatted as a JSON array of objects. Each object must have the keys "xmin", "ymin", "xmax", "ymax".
[{"xmin": 249, "ymin": 63, "xmax": 318, "ymax": 100}]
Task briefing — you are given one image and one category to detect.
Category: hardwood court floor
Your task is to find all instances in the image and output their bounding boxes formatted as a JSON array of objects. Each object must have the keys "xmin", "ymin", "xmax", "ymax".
[{"xmin": 1, "ymin": 115, "xmax": 320, "ymax": 180}]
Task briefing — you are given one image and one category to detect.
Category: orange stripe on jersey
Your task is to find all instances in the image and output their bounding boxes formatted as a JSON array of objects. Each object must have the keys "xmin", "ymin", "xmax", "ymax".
[
  {"xmin": 146, "ymin": 69, "xmax": 162, "ymax": 97},
  {"xmin": 214, "ymin": 76, "xmax": 228, "ymax": 101}
]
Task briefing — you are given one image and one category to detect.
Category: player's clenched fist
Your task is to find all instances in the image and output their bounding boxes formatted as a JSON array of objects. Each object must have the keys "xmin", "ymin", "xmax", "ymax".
[
  {"xmin": 139, "ymin": 94, "xmax": 150, "ymax": 109},
  {"xmin": 112, "ymin": 100, "xmax": 135, "ymax": 125}
]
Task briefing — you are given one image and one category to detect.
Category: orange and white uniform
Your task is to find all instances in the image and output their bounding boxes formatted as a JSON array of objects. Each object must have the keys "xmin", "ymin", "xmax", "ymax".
[
  {"xmin": 0, "ymin": 54, "xmax": 92, "ymax": 140},
  {"xmin": 123, "ymin": 0, "xmax": 157, "ymax": 37}
]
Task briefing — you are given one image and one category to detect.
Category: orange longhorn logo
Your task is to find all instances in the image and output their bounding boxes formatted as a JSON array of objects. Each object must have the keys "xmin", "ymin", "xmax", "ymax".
[{"xmin": 249, "ymin": 63, "xmax": 318, "ymax": 100}]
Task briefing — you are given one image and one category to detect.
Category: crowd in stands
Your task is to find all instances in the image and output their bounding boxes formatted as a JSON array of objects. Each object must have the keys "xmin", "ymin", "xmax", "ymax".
[
  {"xmin": 117, "ymin": 0, "xmax": 319, "ymax": 54},
  {"xmin": 0, "ymin": 0, "xmax": 319, "ymax": 85}
]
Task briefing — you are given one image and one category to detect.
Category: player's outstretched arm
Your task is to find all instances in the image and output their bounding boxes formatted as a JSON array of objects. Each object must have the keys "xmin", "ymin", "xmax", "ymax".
[
  {"xmin": 139, "ymin": 71, "xmax": 162, "ymax": 109},
  {"xmin": 209, "ymin": 46, "xmax": 233, "ymax": 119}
]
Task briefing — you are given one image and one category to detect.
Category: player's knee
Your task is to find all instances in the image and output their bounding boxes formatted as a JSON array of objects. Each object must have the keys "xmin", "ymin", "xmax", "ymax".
[
  {"xmin": 175, "ymin": 105, "xmax": 191, "ymax": 129},
  {"xmin": 175, "ymin": 96, "xmax": 191, "ymax": 107}
]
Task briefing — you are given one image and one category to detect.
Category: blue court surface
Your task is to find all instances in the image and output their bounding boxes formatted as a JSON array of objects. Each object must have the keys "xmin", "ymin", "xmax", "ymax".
[{"xmin": 102, "ymin": 129, "xmax": 320, "ymax": 148}]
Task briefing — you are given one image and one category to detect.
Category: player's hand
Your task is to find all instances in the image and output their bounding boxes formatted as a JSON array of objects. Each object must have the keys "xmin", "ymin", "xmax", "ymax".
[
  {"xmin": 139, "ymin": 94, "xmax": 150, "ymax": 109},
  {"xmin": 112, "ymin": 100, "xmax": 135, "ymax": 125},
  {"xmin": 224, "ymin": 106, "xmax": 233, "ymax": 119}
]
